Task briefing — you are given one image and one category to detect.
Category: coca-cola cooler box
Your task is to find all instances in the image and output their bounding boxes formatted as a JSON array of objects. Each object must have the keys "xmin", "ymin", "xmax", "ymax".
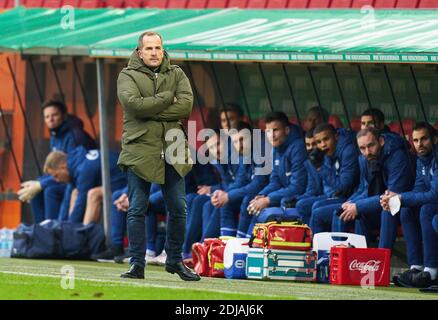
[{"xmin": 330, "ymin": 247, "xmax": 391, "ymax": 286}]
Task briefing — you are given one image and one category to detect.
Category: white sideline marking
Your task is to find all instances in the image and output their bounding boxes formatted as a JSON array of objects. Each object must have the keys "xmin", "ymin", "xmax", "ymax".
[{"xmin": 0, "ymin": 270, "xmax": 278, "ymax": 298}]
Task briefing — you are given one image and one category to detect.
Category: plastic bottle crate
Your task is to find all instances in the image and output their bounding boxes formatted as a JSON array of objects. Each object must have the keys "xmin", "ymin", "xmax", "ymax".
[{"xmin": 330, "ymin": 247, "xmax": 391, "ymax": 286}]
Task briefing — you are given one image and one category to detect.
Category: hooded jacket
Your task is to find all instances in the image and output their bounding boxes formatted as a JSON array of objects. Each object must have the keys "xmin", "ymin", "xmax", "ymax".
[
  {"xmin": 117, "ymin": 50, "xmax": 193, "ymax": 184},
  {"xmin": 350, "ymin": 133, "xmax": 414, "ymax": 215},
  {"xmin": 50, "ymin": 115, "xmax": 96, "ymax": 153},
  {"xmin": 258, "ymin": 124, "xmax": 307, "ymax": 206},
  {"xmin": 65, "ymin": 146, "xmax": 127, "ymax": 222},
  {"xmin": 318, "ymin": 128, "xmax": 359, "ymax": 198},
  {"xmin": 400, "ymin": 147, "xmax": 438, "ymax": 207},
  {"xmin": 226, "ymin": 133, "xmax": 270, "ymax": 202},
  {"xmin": 39, "ymin": 116, "xmax": 96, "ymax": 189}
]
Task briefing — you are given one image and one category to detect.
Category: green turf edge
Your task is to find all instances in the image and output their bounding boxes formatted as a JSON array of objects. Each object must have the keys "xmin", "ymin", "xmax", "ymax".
[{"xmin": 0, "ymin": 273, "xmax": 295, "ymax": 300}]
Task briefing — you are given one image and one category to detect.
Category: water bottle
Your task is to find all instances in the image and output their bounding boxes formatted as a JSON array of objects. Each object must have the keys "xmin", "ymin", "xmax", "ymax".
[
  {"xmin": 0, "ymin": 229, "xmax": 5, "ymax": 258},
  {"xmin": 5, "ymin": 229, "xmax": 13, "ymax": 258}
]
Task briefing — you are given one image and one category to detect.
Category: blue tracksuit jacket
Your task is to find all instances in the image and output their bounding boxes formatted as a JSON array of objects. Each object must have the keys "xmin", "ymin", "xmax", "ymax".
[
  {"xmin": 318, "ymin": 128, "xmax": 359, "ymax": 198},
  {"xmin": 258, "ymin": 124, "xmax": 307, "ymax": 206},
  {"xmin": 349, "ymin": 133, "xmax": 414, "ymax": 215}
]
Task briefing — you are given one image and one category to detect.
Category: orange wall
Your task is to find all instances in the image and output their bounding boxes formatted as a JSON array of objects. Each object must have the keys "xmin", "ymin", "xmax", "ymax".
[{"xmin": 0, "ymin": 53, "xmax": 25, "ymax": 229}]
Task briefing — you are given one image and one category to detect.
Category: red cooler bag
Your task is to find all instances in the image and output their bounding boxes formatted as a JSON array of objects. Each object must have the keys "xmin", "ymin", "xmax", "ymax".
[
  {"xmin": 330, "ymin": 247, "xmax": 391, "ymax": 286},
  {"xmin": 250, "ymin": 221, "xmax": 312, "ymax": 251}
]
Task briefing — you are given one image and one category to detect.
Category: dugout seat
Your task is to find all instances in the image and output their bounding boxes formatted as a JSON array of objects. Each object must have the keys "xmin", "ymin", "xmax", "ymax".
[
  {"xmin": 328, "ymin": 115, "xmax": 344, "ymax": 129},
  {"xmin": 350, "ymin": 117, "xmax": 361, "ymax": 132}
]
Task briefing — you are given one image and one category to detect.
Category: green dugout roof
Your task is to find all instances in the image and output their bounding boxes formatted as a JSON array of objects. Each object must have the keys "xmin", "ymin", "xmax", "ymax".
[{"xmin": 1, "ymin": 7, "xmax": 438, "ymax": 63}]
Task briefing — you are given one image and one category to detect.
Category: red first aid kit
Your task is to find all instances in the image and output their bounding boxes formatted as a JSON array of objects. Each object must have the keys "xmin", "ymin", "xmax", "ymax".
[
  {"xmin": 192, "ymin": 238, "xmax": 226, "ymax": 277},
  {"xmin": 330, "ymin": 247, "xmax": 391, "ymax": 286},
  {"xmin": 250, "ymin": 221, "xmax": 312, "ymax": 251}
]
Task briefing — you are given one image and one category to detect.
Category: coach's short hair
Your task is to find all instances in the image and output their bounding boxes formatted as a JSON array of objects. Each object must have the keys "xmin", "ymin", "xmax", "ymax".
[
  {"xmin": 356, "ymin": 127, "xmax": 380, "ymax": 141},
  {"xmin": 313, "ymin": 123, "xmax": 336, "ymax": 136},
  {"xmin": 264, "ymin": 111, "xmax": 290, "ymax": 128},
  {"xmin": 137, "ymin": 31, "xmax": 163, "ymax": 50},
  {"xmin": 44, "ymin": 151, "xmax": 68, "ymax": 173}
]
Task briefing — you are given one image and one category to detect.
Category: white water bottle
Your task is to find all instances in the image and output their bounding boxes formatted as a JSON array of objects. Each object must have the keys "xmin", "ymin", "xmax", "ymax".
[
  {"xmin": 0, "ymin": 229, "xmax": 6, "ymax": 258},
  {"xmin": 5, "ymin": 229, "xmax": 13, "ymax": 258}
]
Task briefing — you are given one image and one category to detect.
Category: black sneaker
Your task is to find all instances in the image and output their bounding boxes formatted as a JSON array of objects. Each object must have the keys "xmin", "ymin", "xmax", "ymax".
[
  {"xmin": 91, "ymin": 246, "xmax": 123, "ymax": 262},
  {"xmin": 393, "ymin": 268, "xmax": 421, "ymax": 287},
  {"xmin": 398, "ymin": 271, "xmax": 438, "ymax": 289}
]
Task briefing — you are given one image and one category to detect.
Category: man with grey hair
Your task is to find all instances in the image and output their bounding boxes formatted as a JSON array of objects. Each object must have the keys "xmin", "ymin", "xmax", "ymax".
[{"xmin": 117, "ymin": 31, "xmax": 199, "ymax": 281}]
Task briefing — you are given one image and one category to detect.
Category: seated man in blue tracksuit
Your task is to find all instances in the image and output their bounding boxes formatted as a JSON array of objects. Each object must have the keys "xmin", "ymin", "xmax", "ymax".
[
  {"xmin": 199, "ymin": 130, "xmax": 249, "ymax": 240},
  {"xmin": 181, "ymin": 158, "xmax": 220, "ymax": 260},
  {"xmin": 17, "ymin": 100, "xmax": 95, "ymax": 223},
  {"xmin": 333, "ymin": 127, "xmax": 414, "ymax": 249},
  {"xmin": 182, "ymin": 130, "xmax": 240, "ymax": 252},
  {"xmin": 302, "ymin": 123, "xmax": 359, "ymax": 233},
  {"xmin": 245, "ymin": 112, "xmax": 307, "ymax": 237},
  {"xmin": 43, "ymin": 146, "xmax": 127, "ymax": 223},
  {"xmin": 210, "ymin": 122, "xmax": 270, "ymax": 237},
  {"xmin": 90, "ymin": 183, "xmax": 164, "ymax": 262},
  {"xmin": 379, "ymin": 122, "xmax": 438, "ymax": 288},
  {"xmin": 360, "ymin": 108, "xmax": 392, "ymax": 134},
  {"xmin": 281, "ymin": 128, "xmax": 324, "ymax": 225}
]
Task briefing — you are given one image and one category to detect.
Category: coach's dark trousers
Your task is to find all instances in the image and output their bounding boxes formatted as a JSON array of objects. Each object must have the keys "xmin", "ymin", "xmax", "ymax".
[{"xmin": 126, "ymin": 164, "xmax": 187, "ymax": 269}]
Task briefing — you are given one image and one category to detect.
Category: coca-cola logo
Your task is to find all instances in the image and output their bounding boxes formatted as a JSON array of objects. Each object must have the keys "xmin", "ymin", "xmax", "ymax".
[{"xmin": 349, "ymin": 259, "xmax": 381, "ymax": 272}]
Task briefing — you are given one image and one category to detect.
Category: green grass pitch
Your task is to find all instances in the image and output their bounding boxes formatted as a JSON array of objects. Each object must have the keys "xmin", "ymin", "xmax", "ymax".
[{"xmin": 0, "ymin": 258, "xmax": 437, "ymax": 300}]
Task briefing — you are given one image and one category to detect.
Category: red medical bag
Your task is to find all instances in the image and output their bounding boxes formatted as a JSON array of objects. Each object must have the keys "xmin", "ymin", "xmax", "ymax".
[
  {"xmin": 330, "ymin": 247, "xmax": 391, "ymax": 286},
  {"xmin": 250, "ymin": 221, "xmax": 312, "ymax": 251},
  {"xmin": 192, "ymin": 238, "xmax": 226, "ymax": 277}
]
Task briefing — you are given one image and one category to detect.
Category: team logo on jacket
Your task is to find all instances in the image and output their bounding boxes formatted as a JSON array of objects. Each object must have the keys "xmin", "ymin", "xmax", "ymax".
[
  {"xmin": 286, "ymin": 171, "xmax": 292, "ymax": 177},
  {"xmin": 349, "ymin": 259, "xmax": 381, "ymax": 272},
  {"xmin": 86, "ymin": 150, "xmax": 99, "ymax": 161},
  {"xmin": 274, "ymin": 160, "xmax": 280, "ymax": 166}
]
